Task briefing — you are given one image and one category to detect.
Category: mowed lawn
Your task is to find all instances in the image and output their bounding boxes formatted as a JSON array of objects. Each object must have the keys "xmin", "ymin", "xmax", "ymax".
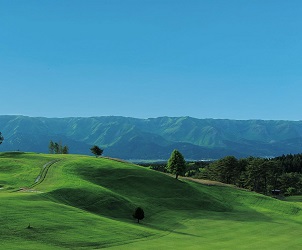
[{"xmin": 1, "ymin": 152, "xmax": 302, "ymax": 249}]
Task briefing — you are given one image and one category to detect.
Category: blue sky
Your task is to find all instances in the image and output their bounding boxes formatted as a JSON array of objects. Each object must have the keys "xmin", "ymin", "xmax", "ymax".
[{"xmin": 0, "ymin": 0, "xmax": 301, "ymax": 120}]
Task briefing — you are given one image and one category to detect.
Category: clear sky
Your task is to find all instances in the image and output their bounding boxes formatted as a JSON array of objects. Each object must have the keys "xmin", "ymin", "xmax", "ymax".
[{"xmin": 1, "ymin": 0, "xmax": 302, "ymax": 120}]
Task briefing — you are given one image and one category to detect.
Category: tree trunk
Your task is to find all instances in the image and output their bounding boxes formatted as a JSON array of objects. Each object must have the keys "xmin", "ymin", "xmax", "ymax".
[
  {"xmin": 137, "ymin": 219, "xmax": 139, "ymax": 223},
  {"xmin": 175, "ymin": 173, "xmax": 179, "ymax": 179}
]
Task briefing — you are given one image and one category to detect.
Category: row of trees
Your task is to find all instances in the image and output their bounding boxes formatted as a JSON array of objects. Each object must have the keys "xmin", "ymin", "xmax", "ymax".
[
  {"xmin": 48, "ymin": 140, "xmax": 69, "ymax": 154},
  {"xmin": 0, "ymin": 134, "xmax": 104, "ymax": 157},
  {"xmin": 200, "ymin": 154, "xmax": 302, "ymax": 196},
  {"xmin": 48, "ymin": 141, "xmax": 104, "ymax": 157},
  {"xmin": 149, "ymin": 149, "xmax": 302, "ymax": 196}
]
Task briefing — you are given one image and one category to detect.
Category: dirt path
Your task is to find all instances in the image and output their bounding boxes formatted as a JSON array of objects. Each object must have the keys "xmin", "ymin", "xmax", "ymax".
[
  {"xmin": 32, "ymin": 159, "xmax": 61, "ymax": 187},
  {"xmin": 18, "ymin": 159, "xmax": 61, "ymax": 192},
  {"xmin": 180, "ymin": 176, "xmax": 236, "ymax": 187}
]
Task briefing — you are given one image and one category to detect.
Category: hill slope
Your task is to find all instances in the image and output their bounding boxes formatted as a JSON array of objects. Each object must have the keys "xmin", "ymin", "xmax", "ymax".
[
  {"xmin": 1, "ymin": 153, "xmax": 302, "ymax": 249},
  {"xmin": 1, "ymin": 115, "xmax": 302, "ymax": 159}
]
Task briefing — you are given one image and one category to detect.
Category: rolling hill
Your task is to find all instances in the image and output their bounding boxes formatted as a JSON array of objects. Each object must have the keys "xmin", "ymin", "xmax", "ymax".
[
  {"xmin": 1, "ymin": 152, "xmax": 302, "ymax": 249},
  {"xmin": 1, "ymin": 115, "xmax": 302, "ymax": 160}
]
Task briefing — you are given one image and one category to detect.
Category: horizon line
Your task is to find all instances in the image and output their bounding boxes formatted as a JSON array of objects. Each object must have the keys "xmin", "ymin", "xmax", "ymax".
[{"xmin": 0, "ymin": 114, "xmax": 301, "ymax": 122}]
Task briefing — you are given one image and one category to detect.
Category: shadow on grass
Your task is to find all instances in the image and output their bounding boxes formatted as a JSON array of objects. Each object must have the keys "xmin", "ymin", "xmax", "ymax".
[{"xmin": 0, "ymin": 151, "xmax": 25, "ymax": 158}]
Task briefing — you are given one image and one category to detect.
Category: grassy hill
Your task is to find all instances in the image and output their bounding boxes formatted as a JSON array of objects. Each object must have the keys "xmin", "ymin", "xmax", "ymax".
[{"xmin": 1, "ymin": 152, "xmax": 302, "ymax": 249}]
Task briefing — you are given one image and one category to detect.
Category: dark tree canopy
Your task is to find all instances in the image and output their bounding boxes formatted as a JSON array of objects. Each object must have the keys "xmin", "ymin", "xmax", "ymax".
[
  {"xmin": 90, "ymin": 145, "xmax": 103, "ymax": 157},
  {"xmin": 62, "ymin": 145, "xmax": 69, "ymax": 154},
  {"xmin": 54, "ymin": 142, "xmax": 60, "ymax": 154},
  {"xmin": 0, "ymin": 132, "xmax": 3, "ymax": 145},
  {"xmin": 49, "ymin": 140, "xmax": 69, "ymax": 154},
  {"xmin": 167, "ymin": 149, "xmax": 186, "ymax": 179},
  {"xmin": 201, "ymin": 153, "xmax": 302, "ymax": 196},
  {"xmin": 49, "ymin": 140, "xmax": 54, "ymax": 154},
  {"xmin": 133, "ymin": 207, "xmax": 144, "ymax": 223}
]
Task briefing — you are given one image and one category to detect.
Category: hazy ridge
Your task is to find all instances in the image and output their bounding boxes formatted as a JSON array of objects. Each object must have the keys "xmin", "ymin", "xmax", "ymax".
[{"xmin": 1, "ymin": 115, "xmax": 302, "ymax": 160}]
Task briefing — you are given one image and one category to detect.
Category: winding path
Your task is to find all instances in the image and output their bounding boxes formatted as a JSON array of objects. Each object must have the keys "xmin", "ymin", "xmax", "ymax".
[{"xmin": 30, "ymin": 159, "xmax": 61, "ymax": 188}]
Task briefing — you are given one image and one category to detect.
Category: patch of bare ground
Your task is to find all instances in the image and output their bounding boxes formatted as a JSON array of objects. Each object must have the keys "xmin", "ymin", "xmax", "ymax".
[
  {"xmin": 162, "ymin": 173, "xmax": 232, "ymax": 187},
  {"xmin": 180, "ymin": 177, "xmax": 235, "ymax": 187},
  {"xmin": 181, "ymin": 177, "xmax": 250, "ymax": 192},
  {"xmin": 18, "ymin": 187, "xmax": 43, "ymax": 193},
  {"xmin": 101, "ymin": 156, "xmax": 129, "ymax": 164}
]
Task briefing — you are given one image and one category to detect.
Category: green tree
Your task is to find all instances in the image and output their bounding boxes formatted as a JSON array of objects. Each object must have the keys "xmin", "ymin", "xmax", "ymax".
[
  {"xmin": 245, "ymin": 158, "xmax": 274, "ymax": 193},
  {"xmin": 62, "ymin": 145, "xmax": 69, "ymax": 154},
  {"xmin": 90, "ymin": 145, "xmax": 103, "ymax": 157},
  {"xmin": 58, "ymin": 141, "xmax": 63, "ymax": 154},
  {"xmin": 167, "ymin": 149, "xmax": 186, "ymax": 179},
  {"xmin": 279, "ymin": 172, "xmax": 302, "ymax": 195},
  {"xmin": 245, "ymin": 157, "xmax": 263, "ymax": 192},
  {"xmin": 54, "ymin": 142, "xmax": 59, "ymax": 154},
  {"xmin": 48, "ymin": 140, "xmax": 54, "ymax": 154},
  {"xmin": 49, "ymin": 140, "xmax": 69, "ymax": 154},
  {"xmin": 209, "ymin": 156, "xmax": 239, "ymax": 184},
  {"xmin": 0, "ymin": 132, "xmax": 3, "ymax": 145},
  {"xmin": 133, "ymin": 207, "xmax": 144, "ymax": 223}
]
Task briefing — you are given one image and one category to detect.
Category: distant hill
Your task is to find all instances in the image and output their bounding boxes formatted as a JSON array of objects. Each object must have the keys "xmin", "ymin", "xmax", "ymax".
[{"xmin": 1, "ymin": 115, "xmax": 302, "ymax": 160}]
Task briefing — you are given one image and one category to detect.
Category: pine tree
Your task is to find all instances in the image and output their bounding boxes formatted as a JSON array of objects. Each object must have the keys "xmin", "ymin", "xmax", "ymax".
[
  {"xmin": 62, "ymin": 145, "xmax": 69, "ymax": 154},
  {"xmin": 48, "ymin": 140, "xmax": 54, "ymax": 154},
  {"xmin": 54, "ymin": 142, "xmax": 59, "ymax": 154}
]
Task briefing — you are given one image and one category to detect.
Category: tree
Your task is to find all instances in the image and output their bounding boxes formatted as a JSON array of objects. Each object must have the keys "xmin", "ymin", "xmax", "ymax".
[
  {"xmin": 90, "ymin": 145, "xmax": 103, "ymax": 157},
  {"xmin": 167, "ymin": 149, "xmax": 186, "ymax": 179},
  {"xmin": 49, "ymin": 140, "xmax": 69, "ymax": 154},
  {"xmin": 133, "ymin": 207, "xmax": 144, "ymax": 223},
  {"xmin": 62, "ymin": 145, "xmax": 69, "ymax": 154},
  {"xmin": 48, "ymin": 140, "xmax": 54, "ymax": 154},
  {"xmin": 54, "ymin": 142, "xmax": 59, "ymax": 154},
  {"xmin": 208, "ymin": 156, "xmax": 239, "ymax": 184},
  {"xmin": 58, "ymin": 141, "xmax": 63, "ymax": 154},
  {"xmin": 0, "ymin": 132, "xmax": 3, "ymax": 145}
]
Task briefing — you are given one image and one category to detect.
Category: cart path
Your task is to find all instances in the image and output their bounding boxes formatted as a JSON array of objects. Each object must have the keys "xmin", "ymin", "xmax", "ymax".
[{"xmin": 18, "ymin": 159, "xmax": 61, "ymax": 192}]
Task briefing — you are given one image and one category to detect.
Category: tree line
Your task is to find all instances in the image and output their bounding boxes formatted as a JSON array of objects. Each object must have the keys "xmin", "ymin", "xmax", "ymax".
[
  {"xmin": 48, "ymin": 140, "xmax": 69, "ymax": 154},
  {"xmin": 48, "ymin": 141, "xmax": 104, "ymax": 157},
  {"xmin": 200, "ymin": 154, "xmax": 302, "ymax": 196},
  {"xmin": 145, "ymin": 149, "xmax": 302, "ymax": 197}
]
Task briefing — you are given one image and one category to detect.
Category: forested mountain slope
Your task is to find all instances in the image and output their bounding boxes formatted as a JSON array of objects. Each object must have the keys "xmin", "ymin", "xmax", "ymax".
[{"xmin": 1, "ymin": 115, "xmax": 302, "ymax": 159}]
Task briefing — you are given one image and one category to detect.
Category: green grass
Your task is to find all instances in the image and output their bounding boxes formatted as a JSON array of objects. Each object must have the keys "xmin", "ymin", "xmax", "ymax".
[
  {"xmin": 0, "ymin": 152, "xmax": 59, "ymax": 190},
  {"xmin": 1, "ymin": 152, "xmax": 302, "ymax": 249},
  {"xmin": 285, "ymin": 195, "xmax": 302, "ymax": 203}
]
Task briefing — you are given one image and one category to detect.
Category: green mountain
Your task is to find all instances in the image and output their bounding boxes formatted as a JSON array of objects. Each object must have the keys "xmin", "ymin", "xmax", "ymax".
[{"xmin": 1, "ymin": 115, "xmax": 302, "ymax": 159}]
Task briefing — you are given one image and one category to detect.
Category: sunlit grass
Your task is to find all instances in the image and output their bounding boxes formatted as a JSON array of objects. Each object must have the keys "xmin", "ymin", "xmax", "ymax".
[{"xmin": 1, "ymin": 152, "xmax": 302, "ymax": 249}]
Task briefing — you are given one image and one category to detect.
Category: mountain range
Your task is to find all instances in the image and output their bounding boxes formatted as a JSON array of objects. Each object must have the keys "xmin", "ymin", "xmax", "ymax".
[{"xmin": 1, "ymin": 115, "xmax": 302, "ymax": 160}]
